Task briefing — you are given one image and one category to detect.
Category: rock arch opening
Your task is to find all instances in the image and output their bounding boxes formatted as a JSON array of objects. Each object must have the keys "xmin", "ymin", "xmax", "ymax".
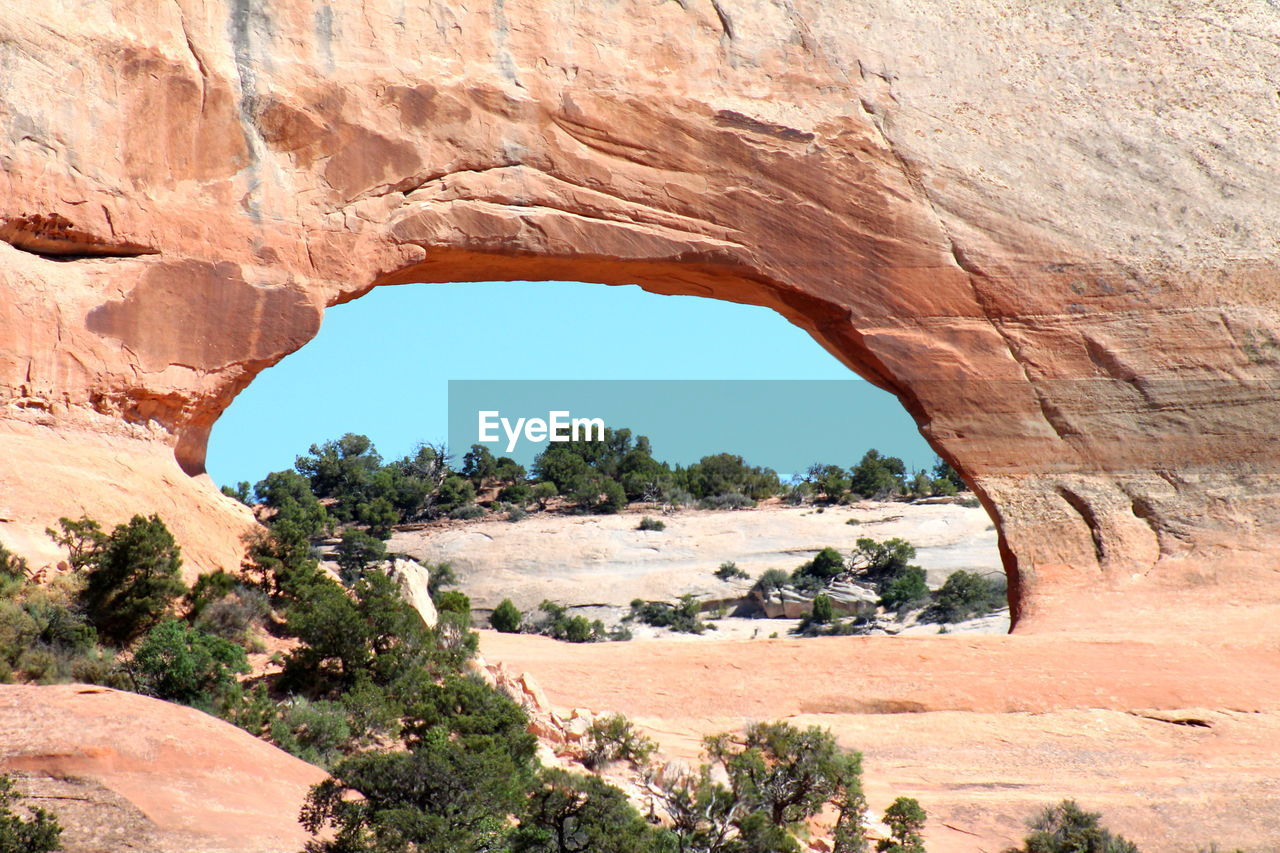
[{"xmin": 207, "ymin": 272, "xmax": 1009, "ymax": 630}]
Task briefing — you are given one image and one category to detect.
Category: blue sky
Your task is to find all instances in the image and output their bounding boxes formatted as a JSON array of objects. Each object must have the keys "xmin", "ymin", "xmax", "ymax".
[{"xmin": 206, "ymin": 281, "xmax": 936, "ymax": 487}]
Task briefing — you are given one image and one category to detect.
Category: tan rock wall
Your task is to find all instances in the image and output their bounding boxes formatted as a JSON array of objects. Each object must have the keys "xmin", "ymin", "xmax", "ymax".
[{"xmin": 1, "ymin": 1, "xmax": 1277, "ymax": 628}]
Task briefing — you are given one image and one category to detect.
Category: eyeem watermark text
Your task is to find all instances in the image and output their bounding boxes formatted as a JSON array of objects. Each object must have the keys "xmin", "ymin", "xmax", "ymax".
[{"xmin": 477, "ymin": 410, "xmax": 606, "ymax": 453}]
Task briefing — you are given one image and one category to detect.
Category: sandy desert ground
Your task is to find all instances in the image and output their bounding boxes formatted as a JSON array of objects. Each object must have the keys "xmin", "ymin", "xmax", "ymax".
[
  {"xmin": 383, "ymin": 500, "xmax": 1280, "ymax": 850},
  {"xmin": 388, "ymin": 500, "xmax": 1003, "ymax": 624}
]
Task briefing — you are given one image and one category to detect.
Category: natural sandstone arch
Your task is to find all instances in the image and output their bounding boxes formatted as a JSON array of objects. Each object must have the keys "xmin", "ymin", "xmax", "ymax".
[{"xmin": 1, "ymin": 0, "xmax": 1278, "ymax": 632}]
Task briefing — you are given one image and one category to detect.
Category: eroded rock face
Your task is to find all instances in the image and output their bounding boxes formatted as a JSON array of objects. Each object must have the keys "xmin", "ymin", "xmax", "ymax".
[
  {"xmin": 1, "ymin": 1, "xmax": 1278, "ymax": 628},
  {"xmin": 0, "ymin": 684, "xmax": 325, "ymax": 852}
]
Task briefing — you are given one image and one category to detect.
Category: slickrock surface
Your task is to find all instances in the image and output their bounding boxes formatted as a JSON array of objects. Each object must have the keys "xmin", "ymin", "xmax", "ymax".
[
  {"xmin": 389, "ymin": 501, "xmax": 1001, "ymax": 612},
  {"xmin": 1, "ymin": 2, "xmax": 1278, "ymax": 628},
  {"xmin": 480, "ymin": 629, "xmax": 1280, "ymax": 852},
  {"xmin": 0, "ymin": 684, "xmax": 326, "ymax": 852}
]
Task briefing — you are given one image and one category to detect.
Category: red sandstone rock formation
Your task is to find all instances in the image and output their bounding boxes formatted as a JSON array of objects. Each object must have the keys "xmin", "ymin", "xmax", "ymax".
[
  {"xmin": 0, "ymin": 684, "xmax": 325, "ymax": 851},
  {"xmin": 1, "ymin": 1, "xmax": 1278, "ymax": 629}
]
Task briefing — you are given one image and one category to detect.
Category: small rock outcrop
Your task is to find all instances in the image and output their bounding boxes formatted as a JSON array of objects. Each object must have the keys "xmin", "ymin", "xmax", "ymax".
[
  {"xmin": 386, "ymin": 557, "xmax": 438, "ymax": 627},
  {"xmin": 752, "ymin": 580, "xmax": 880, "ymax": 619},
  {"xmin": 0, "ymin": 684, "xmax": 326, "ymax": 852}
]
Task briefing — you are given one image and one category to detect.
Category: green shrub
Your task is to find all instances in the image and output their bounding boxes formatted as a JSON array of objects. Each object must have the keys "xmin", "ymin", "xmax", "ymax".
[
  {"xmin": 909, "ymin": 470, "xmax": 933, "ymax": 499},
  {"xmin": 783, "ymin": 484, "xmax": 809, "ymax": 505},
  {"xmin": 658, "ymin": 721, "xmax": 865, "ymax": 853},
  {"xmin": 849, "ymin": 449, "xmax": 907, "ymax": 499},
  {"xmin": 932, "ymin": 570, "xmax": 1006, "ymax": 623},
  {"xmin": 186, "ymin": 570, "xmax": 238, "ymax": 619},
  {"xmin": 698, "ymin": 492, "xmax": 755, "ymax": 510},
  {"xmin": 22, "ymin": 597, "xmax": 96, "ymax": 656},
  {"xmin": 807, "ymin": 463, "xmax": 850, "ymax": 503},
  {"xmin": 425, "ymin": 562, "xmax": 458, "ymax": 600},
  {"xmin": 253, "ymin": 470, "xmax": 330, "ymax": 539},
  {"xmin": 880, "ymin": 566, "xmax": 930, "ymax": 611},
  {"xmin": 46, "ymin": 516, "xmax": 106, "ymax": 571},
  {"xmin": 662, "ymin": 486, "xmax": 694, "ymax": 509},
  {"xmin": 533, "ymin": 426, "xmax": 674, "ymax": 508},
  {"xmin": 193, "ymin": 586, "xmax": 271, "ymax": 645},
  {"xmin": 931, "ymin": 477, "xmax": 958, "ymax": 496},
  {"xmin": 537, "ymin": 601, "xmax": 606, "ymax": 643},
  {"xmin": 499, "ymin": 481, "xmax": 532, "ymax": 506},
  {"xmin": 67, "ymin": 514, "xmax": 188, "ymax": 646},
  {"xmin": 512, "ymin": 767, "xmax": 675, "ymax": 853},
  {"xmin": 932, "ymin": 458, "xmax": 966, "ymax": 493},
  {"xmin": 628, "ymin": 595, "xmax": 705, "ymax": 634},
  {"xmin": 338, "ymin": 678, "xmax": 402, "ymax": 745},
  {"xmin": 435, "ymin": 591, "xmax": 472, "ymax": 623},
  {"xmin": 795, "ymin": 611, "xmax": 876, "ymax": 638},
  {"xmin": 637, "ymin": 517, "xmax": 666, "ymax": 532},
  {"xmin": 598, "ymin": 479, "xmax": 627, "ymax": 514},
  {"xmin": 271, "ymin": 698, "xmax": 353, "ymax": 770},
  {"xmin": 714, "ymin": 561, "xmax": 749, "ymax": 581},
  {"xmin": 15, "ymin": 648, "xmax": 62, "ymax": 685},
  {"xmin": 877, "ymin": 797, "xmax": 927, "ymax": 853},
  {"xmin": 554, "ymin": 614, "xmax": 599, "ymax": 643},
  {"xmin": 811, "ymin": 593, "xmax": 834, "ymax": 624},
  {"xmin": 68, "ymin": 647, "xmax": 129, "ymax": 690},
  {"xmin": 0, "ymin": 773, "xmax": 62, "ymax": 852},
  {"xmin": 461, "ymin": 444, "xmax": 499, "ymax": 486},
  {"xmin": 0, "ymin": 545, "xmax": 27, "ymax": 583},
  {"xmin": 354, "ymin": 496, "xmax": 398, "ymax": 538},
  {"xmin": 581, "ymin": 713, "xmax": 656, "ymax": 770},
  {"xmin": 0, "ymin": 584, "xmax": 116, "ymax": 687},
  {"xmin": 220, "ymin": 481, "xmax": 252, "ymax": 504},
  {"xmin": 850, "ymin": 538, "xmax": 916, "ymax": 581},
  {"xmin": 302, "ymin": 676, "xmax": 537, "ymax": 852},
  {"xmin": 437, "ymin": 475, "xmax": 478, "ymax": 515},
  {"xmin": 490, "ymin": 598, "xmax": 523, "ymax": 633},
  {"xmin": 449, "ymin": 504, "xmax": 487, "ymax": 520},
  {"xmin": 282, "ymin": 568, "xmax": 471, "ymax": 696},
  {"xmin": 1013, "ymin": 800, "xmax": 1140, "ymax": 853},
  {"xmin": 530, "ymin": 481, "xmax": 558, "ymax": 509},
  {"xmin": 793, "ymin": 547, "xmax": 847, "ymax": 588},
  {"xmin": 755, "ymin": 568, "xmax": 791, "ymax": 596},
  {"xmin": 132, "ymin": 619, "xmax": 249, "ymax": 712},
  {"xmin": 683, "ymin": 453, "xmax": 780, "ymax": 501},
  {"xmin": 225, "ymin": 683, "xmax": 278, "ymax": 738},
  {"xmin": 334, "ymin": 529, "xmax": 387, "ymax": 585}
]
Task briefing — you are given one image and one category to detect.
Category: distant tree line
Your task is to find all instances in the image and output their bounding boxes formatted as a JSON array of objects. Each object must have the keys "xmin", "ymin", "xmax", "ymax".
[
  {"xmin": 221, "ymin": 430, "xmax": 972, "ymax": 548},
  {"xmin": 804, "ymin": 452, "xmax": 966, "ymax": 504}
]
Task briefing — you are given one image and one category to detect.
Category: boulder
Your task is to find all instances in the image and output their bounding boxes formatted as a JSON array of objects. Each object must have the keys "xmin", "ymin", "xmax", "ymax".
[
  {"xmin": 0, "ymin": 684, "xmax": 326, "ymax": 852},
  {"xmin": 753, "ymin": 580, "xmax": 880, "ymax": 619},
  {"xmin": 386, "ymin": 557, "xmax": 437, "ymax": 627}
]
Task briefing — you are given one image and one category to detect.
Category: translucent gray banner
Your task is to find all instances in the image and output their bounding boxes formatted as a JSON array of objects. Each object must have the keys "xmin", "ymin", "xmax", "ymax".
[{"xmin": 447, "ymin": 379, "xmax": 935, "ymax": 475}]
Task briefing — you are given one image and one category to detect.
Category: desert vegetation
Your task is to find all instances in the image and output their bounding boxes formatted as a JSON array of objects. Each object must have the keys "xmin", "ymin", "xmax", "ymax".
[
  {"xmin": 0, "ymin": 510, "xmax": 1240, "ymax": 852},
  {"xmin": 24, "ymin": 507, "xmax": 912, "ymax": 851},
  {"xmin": 225, "ymin": 429, "xmax": 972, "ymax": 559},
  {"xmin": 531, "ymin": 600, "xmax": 613, "ymax": 643},
  {"xmin": 0, "ymin": 435, "xmax": 1007, "ymax": 848},
  {"xmin": 0, "ymin": 773, "xmax": 62, "ymax": 852},
  {"xmin": 1003, "ymin": 800, "xmax": 1142, "ymax": 853},
  {"xmin": 481, "ymin": 530, "xmax": 1005, "ymax": 643},
  {"xmin": 746, "ymin": 537, "xmax": 1008, "ymax": 637},
  {"xmin": 627, "ymin": 594, "xmax": 709, "ymax": 634}
]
